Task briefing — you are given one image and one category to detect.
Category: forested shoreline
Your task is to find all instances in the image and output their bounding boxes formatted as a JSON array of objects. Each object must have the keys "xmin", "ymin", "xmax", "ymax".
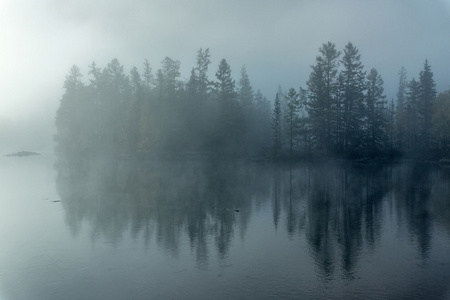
[{"xmin": 54, "ymin": 42, "xmax": 450, "ymax": 161}]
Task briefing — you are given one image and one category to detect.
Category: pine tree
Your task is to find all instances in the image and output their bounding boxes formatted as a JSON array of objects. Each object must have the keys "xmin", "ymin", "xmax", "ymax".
[
  {"xmin": 187, "ymin": 48, "xmax": 211, "ymax": 103},
  {"xmin": 139, "ymin": 59, "xmax": 158, "ymax": 153},
  {"xmin": 215, "ymin": 59, "xmax": 237, "ymax": 102},
  {"xmin": 284, "ymin": 88, "xmax": 300, "ymax": 156},
  {"xmin": 185, "ymin": 49, "xmax": 212, "ymax": 151},
  {"xmin": 55, "ymin": 65, "xmax": 92, "ymax": 157},
  {"xmin": 272, "ymin": 93, "xmax": 282, "ymax": 157},
  {"xmin": 306, "ymin": 42, "xmax": 340, "ymax": 152},
  {"xmin": 238, "ymin": 65, "xmax": 254, "ymax": 109},
  {"xmin": 196, "ymin": 48, "xmax": 211, "ymax": 99},
  {"xmin": 104, "ymin": 59, "xmax": 132, "ymax": 154},
  {"xmin": 214, "ymin": 59, "xmax": 243, "ymax": 153},
  {"xmin": 254, "ymin": 89, "xmax": 272, "ymax": 151},
  {"xmin": 432, "ymin": 90, "xmax": 450, "ymax": 157},
  {"xmin": 387, "ymin": 99, "xmax": 395, "ymax": 154},
  {"xmin": 238, "ymin": 65, "xmax": 257, "ymax": 153},
  {"xmin": 126, "ymin": 66, "xmax": 143, "ymax": 153},
  {"xmin": 418, "ymin": 59, "xmax": 436, "ymax": 152},
  {"xmin": 395, "ymin": 67, "xmax": 408, "ymax": 151},
  {"xmin": 298, "ymin": 87, "xmax": 312, "ymax": 152},
  {"xmin": 364, "ymin": 68, "xmax": 386, "ymax": 155},
  {"xmin": 339, "ymin": 42, "xmax": 366, "ymax": 155},
  {"xmin": 155, "ymin": 57, "xmax": 183, "ymax": 151},
  {"xmin": 405, "ymin": 78, "xmax": 421, "ymax": 154},
  {"xmin": 142, "ymin": 59, "xmax": 154, "ymax": 91}
]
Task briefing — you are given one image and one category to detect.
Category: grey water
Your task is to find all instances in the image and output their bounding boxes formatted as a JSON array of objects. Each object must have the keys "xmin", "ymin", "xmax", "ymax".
[{"xmin": 1, "ymin": 154, "xmax": 450, "ymax": 300}]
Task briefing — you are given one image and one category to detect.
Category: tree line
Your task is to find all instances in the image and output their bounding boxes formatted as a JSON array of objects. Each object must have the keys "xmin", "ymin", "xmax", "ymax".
[
  {"xmin": 273, "ymin": 42, "xmax": 450, "ymax": 160},
  {"xmin": 55, "ymin": 42, "xmax": 450, "ymax": 160},
  {"xmin": 55, "ymin": 48, "xmax": 271, "ymax": 159}
]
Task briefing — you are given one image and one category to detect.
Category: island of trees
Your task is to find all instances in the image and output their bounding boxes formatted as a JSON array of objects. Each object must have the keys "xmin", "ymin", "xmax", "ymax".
[{"xmin": 54, "ymin": 42, "xmax": 450, "ymax": 161}]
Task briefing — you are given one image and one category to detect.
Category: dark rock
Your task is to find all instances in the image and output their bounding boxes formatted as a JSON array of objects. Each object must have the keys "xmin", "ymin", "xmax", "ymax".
[{"xmin": 5, "ymin": 151, "xmax": 39, "ymax": 157}]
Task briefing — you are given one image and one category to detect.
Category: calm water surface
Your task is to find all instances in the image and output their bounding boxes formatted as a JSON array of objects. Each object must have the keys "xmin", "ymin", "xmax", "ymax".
[{"xmin": 1, "ymin": 154, "xmax": 450, "ymax": 299}]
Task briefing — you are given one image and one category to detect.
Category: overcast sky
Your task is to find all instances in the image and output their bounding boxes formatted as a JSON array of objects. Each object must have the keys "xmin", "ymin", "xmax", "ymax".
[{"xmin": 1, "ymin": 0, "xmax": 450, "ymax": 151}]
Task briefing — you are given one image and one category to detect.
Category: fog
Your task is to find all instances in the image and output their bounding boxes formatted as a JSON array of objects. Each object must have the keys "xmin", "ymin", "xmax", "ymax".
[
  {"xmin": 1, "ymin": 0, "xmax": 450, "ymax": 152},
  {"xmin": 2, "ymin": 2, "xmax": 450, "ymax": 297}
]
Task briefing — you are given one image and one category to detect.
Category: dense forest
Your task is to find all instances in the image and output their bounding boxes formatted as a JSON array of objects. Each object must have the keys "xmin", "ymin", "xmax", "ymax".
[{"xmin": 54, "ymin": 42, "xmax": 450, "ymax": 161}]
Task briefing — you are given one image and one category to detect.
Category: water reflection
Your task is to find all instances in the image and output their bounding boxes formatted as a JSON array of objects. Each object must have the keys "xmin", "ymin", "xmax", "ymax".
[
  {"xmin": 55, "ymin": 157, "xmax": 450, "ymax": 278},
  {"xmin": 56, "ymin": 157, "xmax": 271, "ymax": 265},
  {"xmin": 305, "ymin": 164, "xmax": 390, "ymax": 279}
]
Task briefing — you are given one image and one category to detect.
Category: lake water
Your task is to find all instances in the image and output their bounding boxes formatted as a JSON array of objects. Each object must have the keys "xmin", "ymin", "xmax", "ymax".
[{"xmin": 1, "ymin": 154, "xmax": 450, "ymax": 299}]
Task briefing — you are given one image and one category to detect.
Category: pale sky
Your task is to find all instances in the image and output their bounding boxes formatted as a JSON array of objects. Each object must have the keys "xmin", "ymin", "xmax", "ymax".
[{"xmin": 1, "ymin": 0, "xmax": 450, "ymax": 151}]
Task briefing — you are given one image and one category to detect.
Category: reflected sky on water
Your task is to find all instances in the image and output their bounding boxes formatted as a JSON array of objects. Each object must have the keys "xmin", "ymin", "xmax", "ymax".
[{"xmin": 1, "ymin": 155, "xmax": 450, "ymax": 299}]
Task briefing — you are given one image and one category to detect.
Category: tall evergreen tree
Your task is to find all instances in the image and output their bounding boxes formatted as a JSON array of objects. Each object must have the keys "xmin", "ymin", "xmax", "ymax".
[
  {"xmin": 405, "ymin": 78, "xmax": 421, "ymax": 154},
  {"xmin": 387, "ymin": 99, "xmax": 395, "ymax": 154},
  {"xmin": 364, "ymin": 68, "xmax": 386, "ymax": 154},
  {"xmin": 238, "ymin": 65, "xmax": 254, "ymax": 109},
  {"xmin": 137, "ymin": 59, "xmax": 159, "ymax": 154},
  {"xmin": 215, "ymin": 59, "xmax": 237, "ymax": 102},
  {"xmin": 432, "ymin": 90, "xmax": 450, "ymax": 157},
  {"xmin": 298, "ymin": 87, "xmax": 312, "ymax": 153},
  {"xmin": 272, "ymin": 93, "xmax": 282, "ymax": 157},
  {"xmin": 97, "ymin": 58, "xmax": 131, "ymax": 155},
  {"xmin": 187, "ymin": 48, "xmax": 211, "ymax": 103},
  {"xmin": 395, "ymin": 66, "xmax": 408, "ymax": 150},
  {"xmin": 55, "ymin": 65, "xmax": 94, "ymax": 157},
  {"xmin": 306, "ymin": 42, "xmax": 340, "ymax": 152},
  {"xmin": 339, "ymin": 42, "xmax": 366, "ymax": 155},
  {"xmin": 418, "ymin": 59, "xmax": 436, "ymax": 152},
  {"xmin": 196, "ymin": 48, "xmax": 211, "ymax": 99},
  {"xmin": 126, "ymin": 66, "xmax": 143, "ymax": 153},
  {"xmin": 238, "ymin": 65, "xmax": 257, "ymax": 153},
  {"xmin": 142, "ymin": 59, "xmax": 154, "ymax": 91},
  {"xmin": 214, "ymin": 59, "xmax": 243, "ymax": 153},
  {"xmin": 284, "ymin": 88, "xmax": 300, "ymax": 155},
  {"xmin": 155, "ymin": 57, "xmax": 184, "ymax": 151},
  {"xmin": 254, "ymin": 89, "xmax": 272, "ymax": 152}
]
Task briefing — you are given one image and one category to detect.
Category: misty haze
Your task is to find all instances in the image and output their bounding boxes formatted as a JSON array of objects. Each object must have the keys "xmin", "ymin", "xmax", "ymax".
[{"xmin": 1, "ymin": 1, "xmax": 450, "ymax": 299}]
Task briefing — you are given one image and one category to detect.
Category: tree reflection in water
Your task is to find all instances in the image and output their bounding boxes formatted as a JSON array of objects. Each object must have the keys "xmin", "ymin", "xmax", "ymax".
[
  {"xmin": 55, "ymin": 156, "xmax": 270, "ymax": 266},
  {"xmin": 270, "ymin": 161, "xmax": 450, "ymax": 281},
  {"xmin": 55, "ymin": 157, "xmax": 450, "ymax": 277}
]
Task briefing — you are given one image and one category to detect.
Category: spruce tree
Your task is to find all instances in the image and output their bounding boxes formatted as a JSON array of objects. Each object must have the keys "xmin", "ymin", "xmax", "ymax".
[
  {"xmin": 418, "ymin": 59, "xmax": 436, "ymax": 152},
  {"xmin": 272, "ymin": 93, "xmax": 282, "ymax": 157},
  {"xmin": 214, "ymin": 59, "xmax": 243, "ymax": 153},
  {"xmin": 432, "ymin": 90, "xmax": 450, "ymax": 157},
  {"xmin": 395, "ymin": 67, "xmax": 408, "ymax": 151},
  {"xmin": 364, "ymin": 68, "xmax": 386, "ymax": 155},
  {"xmin": 306, "ymin": 42, "xmax": 340, "ymax": 152},
  {"xmin": 196, "ymin": 48, "xmax": 211, "ymax": 100},
  {"xmin": 238, "ymin": 65, "xmax": 254, "ymax": 109},
  {"xmin": 405, "ymin": 78, "xmax": 421, "ymax": 154},
  {"xmin": 284, "ymin": 88, "xmax": 300, "ymax": 156},
  {"xmin": 339, "ymin": 42, "xmax": 366, "ymax": 155},
  {"xmin": 238, "ymin": 65, "xmax": 257, "ymax": 153},
  {"xmin": 254, "ymin": 89, "xmax": 272, "ymax": 151}
]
